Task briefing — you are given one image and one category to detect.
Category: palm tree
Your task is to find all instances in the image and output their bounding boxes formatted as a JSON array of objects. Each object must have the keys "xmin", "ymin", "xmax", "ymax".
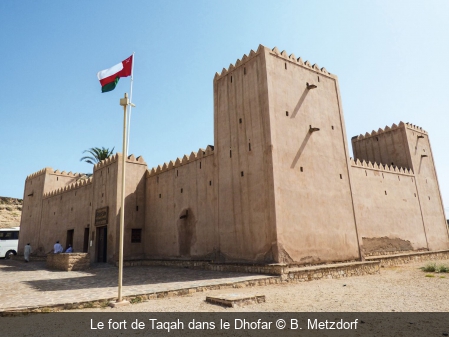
[{"xmin": 80, "ymin": 147, "xmax": 115, "ymax": 165}]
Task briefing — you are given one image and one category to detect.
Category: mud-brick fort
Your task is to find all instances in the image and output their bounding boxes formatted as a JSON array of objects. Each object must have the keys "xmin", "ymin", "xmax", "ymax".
[{"xmin": 19, "ymin": 45, "xmax": 449, "ymax": 266}]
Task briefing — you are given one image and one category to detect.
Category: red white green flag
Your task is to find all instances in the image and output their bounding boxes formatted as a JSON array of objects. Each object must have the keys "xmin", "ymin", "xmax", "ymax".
[{"xmin": 97, "ymin": 55, "xmax": 133, "ymax": 93}]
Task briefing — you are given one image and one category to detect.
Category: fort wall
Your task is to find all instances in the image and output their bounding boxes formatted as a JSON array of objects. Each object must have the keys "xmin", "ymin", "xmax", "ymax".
[
  {"xmin": 214, "ymin": 46, "xmax": 277, "ymax": 262},
  {"xmin": 265, "ymin": 47, "xmax": 360, "ymax": 264},
  {"xmin": 402, "ymin": 125, "xmax": 449, "ymax": 250},
  {"xmin": 145, "ymin": 147, "xmax": 216, "ymax": 259},
  {"xmin": 349, "ymin": 159, "xmax": 428, "ymax": 255}
]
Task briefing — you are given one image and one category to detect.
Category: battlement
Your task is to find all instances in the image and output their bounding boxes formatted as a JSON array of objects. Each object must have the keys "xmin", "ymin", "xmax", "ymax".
[
  {"xmin": 352, "ymin": 121, "xmax": 427, "ymax": 142},
  {"xmin": 42, "ymin": 176, "xmax": 93, "ymax": 199},
  {"xmin": 146, "ymin": 145, "xmax": 214, "ymax": 178},
  {"xmin": 214, "ymin": 45, "xmax": 332, "ymax": 81},
  {"xmin": 93, "ymin": 153, "xmax": 146, "ymax": 171},
  {"xmin": 350, "ymin": 158, "xmax": 414, "ymax": 176},
  {"xmin": 26, "ymin": 167, "xmax": 83, "ymax": 181}
]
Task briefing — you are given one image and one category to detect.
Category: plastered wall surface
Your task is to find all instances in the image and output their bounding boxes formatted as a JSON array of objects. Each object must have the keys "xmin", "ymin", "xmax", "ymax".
[
  {"xmin": 145, "ymin": 151, "xmax": 216, "ymax": 259},
  {"xmin": 265, "ymin": 49, "xmax": 360, "ymax": 263},
  {"xmin": 213, "ymin": 48, "xmax": 277, "ymax": 262}
]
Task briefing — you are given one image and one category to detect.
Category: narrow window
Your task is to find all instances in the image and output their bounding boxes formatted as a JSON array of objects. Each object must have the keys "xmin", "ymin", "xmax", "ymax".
[
  {"xmin": 382, "ymin": 173, "xmax": 384, "ymax": 179},
  {"xmin": 244, "ymin": 67, "xmax": 246, "ymax": 75},
  {"xmin": 159, "ymin": 194, "xmax": 161, "ymax": 198},
  {"xmin": 181, "ymin": 188, "xmax": 183, "ymax": 193},
  {"xmin": 331, "ymin": 126, "xmax": 334, "ymax": 130},
  {"xmin": 177, "ymin": 170, "xmax": 178, "ymax": 176},
  {"xmin": 54, "ymin": 212, "xmax": 55, "ymax": 215},
  {"xmin": 231, "ymin": 76, "xmax": 233, "ymax": 83},
  {"xmin": 131, "ymin": 229, "xmax": 142, "ymax": 243},
  {"xmin": 385, "ymin": 191, "xmax": 387, "ymax": 195},
  {"xmin": 136, "ymin": 206, "xmax": 139, "ymax": 211},
  {"xmin": 248, "ymin": 143, "xmax": 251, "ymax": 151},
  {"xmin": 209, "ymin": 181, "xmax": 212, "ymax": 186},
  {"xmin": 108, "ymin": 167, "xmax": 109, "ymax": 174},
  {"xmin": 340, "ymin": 174, "xmax": 343, "ymax": 179},
  {"xmin": 102, "ymin": 193, "xmax": 104, "ymax": 197},
  {"xmin": 376, "ymin": 137, "xmax": 379, "ymax": 141},
  {"xmin": 200, "ymin": 162, "xmax": 202, "ymax": 169},
  {"xmin": 318, "ymin": 75, "xmax": 320, "ymax": 82},
  {"xmin": 428, "ymin": 196, "xmax": 430, "ymax": 200},
  {"xmin": 57, "ymin": 177, "xmax": 58, "ymax": 181},
  {"xmin": 414, "ymin": 193, "xmax": 416, "ymax": 197},
  {"xmin": 230, "ymin": 150, "xmax": 232, "ymax": 158},
  {"xmin": 241, "ymin": 171, "xmax": 244, "ymax": 177},
  {"xmin": 71, "ymin": 207, "xmax": 73, "ymax": 211},
  {"xmin": 239, "ymin": 118, "xmax": 242, "ymax": 124},
  {"xmin": 286, "ymin": 111, "xmax": 289, "ymax": 117},
  {"xmin": 398, "ymin": 176, "xmax": 400, "ymax": 181},
  {"xmin": 391, "ymin": 162, "xmax": 394, "ymax": 166},
  {"xmin": 285, "ymin": 62, "xmax": 287, "ymax": 69},
  {"xmin": 89, "ymin": 202, "xmax": 91, "ymax": 206},
  {"xmin": 300, "ymin": 167, "xmax": 303, "ymax": 172},
  {"xmin": 365, "ymin": 170, "xmax": 367, "ymax": 176}
]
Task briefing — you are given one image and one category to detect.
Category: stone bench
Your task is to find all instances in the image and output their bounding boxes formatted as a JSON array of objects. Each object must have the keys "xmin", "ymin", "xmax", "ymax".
[{"xmin": 46, "ymin": 253, "xmax": 90, "ymax": 271}]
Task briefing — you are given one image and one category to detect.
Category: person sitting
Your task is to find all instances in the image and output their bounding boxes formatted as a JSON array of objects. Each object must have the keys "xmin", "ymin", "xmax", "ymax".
[
  {"xmin": 65, "ymin": 244, "xmax": 73, "ymax": 253},
  {"xmin": 54, "ymin": 241, "xmax": 63, "ymax": 254}
]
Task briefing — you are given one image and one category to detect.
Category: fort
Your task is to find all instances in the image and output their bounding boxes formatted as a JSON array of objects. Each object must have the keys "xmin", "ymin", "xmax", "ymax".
[{"xmin": 19, "ymin": 45, "xmax": 449, "ymax": 267}]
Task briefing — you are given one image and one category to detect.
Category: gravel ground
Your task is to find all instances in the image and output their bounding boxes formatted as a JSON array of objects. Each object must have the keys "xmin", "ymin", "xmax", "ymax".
[{"xmin": 72, "ymin": 258, "xmax": 449, "ymax": 313}]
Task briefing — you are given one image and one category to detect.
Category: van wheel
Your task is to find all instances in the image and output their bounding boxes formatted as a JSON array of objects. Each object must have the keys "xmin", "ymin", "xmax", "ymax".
[{"xmin": 5, "ymin": 250, "xmax": 15, "ymax": 259}]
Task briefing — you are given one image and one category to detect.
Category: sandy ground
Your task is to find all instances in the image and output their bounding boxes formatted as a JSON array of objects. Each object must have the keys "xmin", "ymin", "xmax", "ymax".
[{"xmin": 72, "ymin": 258, "xmax": 449, "ymax": 313}]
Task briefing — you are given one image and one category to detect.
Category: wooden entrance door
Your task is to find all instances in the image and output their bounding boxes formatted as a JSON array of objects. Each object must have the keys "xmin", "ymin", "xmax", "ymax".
[{"xmin": 96, "ymin": 226, "xmax": 107, "ymax": 262}]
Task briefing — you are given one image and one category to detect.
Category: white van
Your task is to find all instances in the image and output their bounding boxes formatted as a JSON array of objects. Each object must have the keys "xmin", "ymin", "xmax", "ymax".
[{"xmin": 0, "ymin": 227, "xmax": 20, "ymax": 259}]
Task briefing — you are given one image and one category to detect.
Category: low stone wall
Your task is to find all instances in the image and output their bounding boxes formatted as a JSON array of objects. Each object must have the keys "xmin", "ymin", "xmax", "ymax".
[
  {"xmin": 119, "ymin": 259, "xmax": 287, "ymax": 275},
  {"xmin": 366, "ymin": 250, "xmax": 449, "ymax": 266},
  {"xmin": 46, "ymin": 253, "xmax": 90, "ymax": 271},
  {"xmin": 285, "ymin": 261, "xmax": 380, "ymax": 282}
]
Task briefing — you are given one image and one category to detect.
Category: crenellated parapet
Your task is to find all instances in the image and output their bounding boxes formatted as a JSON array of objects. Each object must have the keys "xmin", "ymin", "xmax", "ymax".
[
  {"xmin": 404, "ymin": 122, "xmax": 427, "ymax": 134},
  {"xmin": 93, "ymin": 153, "xmax": 146, "ymax": 172},
  {"xmin": 26, "ymin": 167, "xmax": 53, "ymax": 181},
  {"xmin": 26, "ymin": 167, "xmax": 83, "ymax": 181},
  {"xmin": 352, "ymin": 121, "xmax": 427, "ymax": 142},
  {"xmin": 146, "ymin": 145, "xmax": 214, "ymax": 178},
  {"xmin": 214, "ymin": 45, "xmax": 332, "ymax": 81},
  {"xmin": 42, "ymin": 176, "xmax": 93, "ymax": 199},
  {"xmin": 350, "ymin": 157, "xmax": 414, "ymax": 176}
]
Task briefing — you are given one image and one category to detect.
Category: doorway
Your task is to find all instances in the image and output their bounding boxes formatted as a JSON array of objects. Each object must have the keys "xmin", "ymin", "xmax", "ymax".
[
  {"xmin": 83, "ymin": 227, "xmax": 89, "ymax": 253},
  {"xmin": 96, "ymin": 226, "xmax": 107, "ymax": 262},
  {"xmin": 66, "ymin": 229, "xmax": 74, "ymax": 250}
]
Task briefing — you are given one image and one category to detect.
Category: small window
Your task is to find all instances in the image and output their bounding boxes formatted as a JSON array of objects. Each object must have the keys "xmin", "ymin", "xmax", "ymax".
[
  {"xmin": 241, "ymin": 171, "xmax": 244, "ymax": 177},
  {"xmin": 136, "ymin": 206, "xmax": 139, "ymax": 211},
  {"xmin": 200, "ymin": 162, "xmax": 202, "ymax": 169},
  {"xmin": 414, "ymin": 193, "xmax": 416, "ymax": 197},
  {"xmin": 239, "ymin": 118, "xmax": 242, "ymax": 124},
  {"xmin": 244, "ymin": 67, "xmax": 246, "ymax": 75},
  {"xmin": 131, "ymin": 229, "xmax": 142, "ymax": 243},
  {"xmin": 248, "ymin": 143, "xmax": 251, "ymax": 151},
  {"xmin": 209, "ymin": 181, "xmax": 212, "ymax": 186},
  {"xmin": 177, "ymin": 170, "xmax": 178, "ymax": 177},
  {"xmin": 385, "ymin": 191, "xmax": 387, "ymax": 195},
  {"xmin": 230, "ymin": 150, "xmax": 232, "ymax": 158},
  {"xmin": 331, "ymin": 126, "xmax": 334, "ymax": 130},
  {"xmin": 286, "ymin": 111, "xmax": 289, "ymax": 117},
  {"xmin": 318, "ymin": 75, "xmax": 320, "ymax": 82},
  {"xmin": 231, "ymin": 76, "xmax": 233, "ymax": 83},
  {"xmin": 300, "ymin": 167, "xmax": 303, "ymax": 172},
  {"xmin": 340, "ymin": 174, "xmax": 342, "ymax": 179},
  {"xmin": 285, "ymin": 62, "xmax": 287, "ymax": 69},
  {"xmin": 159, "ymin": 194, "xmax": 161, "ymax": 198},
  {"xmin": 181, "ymin": 188, "xmax": 183, "ymax": 193}
]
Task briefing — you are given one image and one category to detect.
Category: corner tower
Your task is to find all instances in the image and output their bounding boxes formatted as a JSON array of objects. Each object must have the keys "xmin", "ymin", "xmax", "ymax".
[{"xmin": 214, "ymin": 46, "xmax": 360, "ymax": 264}]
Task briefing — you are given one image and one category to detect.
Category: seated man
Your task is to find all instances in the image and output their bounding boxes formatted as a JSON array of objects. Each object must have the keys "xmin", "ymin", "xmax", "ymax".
[
  {"xmin": 65, "ymin": 244, "xmax": 73, "ymax": 253},
  {"xmin": 54, "ymin": 241, "xmax": 63, "ymax": 254}
]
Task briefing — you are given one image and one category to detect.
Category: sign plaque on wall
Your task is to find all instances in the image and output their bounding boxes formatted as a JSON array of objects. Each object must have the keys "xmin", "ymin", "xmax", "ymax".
[{"xmin": 95, "ymin": 206, "xmax": 109, "ymax": 226}]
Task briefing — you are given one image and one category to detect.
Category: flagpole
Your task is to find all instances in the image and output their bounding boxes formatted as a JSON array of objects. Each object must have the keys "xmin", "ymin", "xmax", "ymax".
[
  {"xmin": 110, "ymin": 93, "xmax": 134, "ymax": 308},
  {"xmin": 126, "ymin": 52, "xmax": 135, "ymax": 154}
]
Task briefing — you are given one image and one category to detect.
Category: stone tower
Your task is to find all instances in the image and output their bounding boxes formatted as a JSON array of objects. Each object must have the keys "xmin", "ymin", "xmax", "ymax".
[{"xmin": 213, "ymin": 45, "xmax": 360, "ymax": 264}]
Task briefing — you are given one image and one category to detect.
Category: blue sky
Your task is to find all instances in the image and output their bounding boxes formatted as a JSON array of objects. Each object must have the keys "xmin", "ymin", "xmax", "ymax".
[{"xmin": 1, "ymin": 0, "xmax": 448, "ymax": 213}]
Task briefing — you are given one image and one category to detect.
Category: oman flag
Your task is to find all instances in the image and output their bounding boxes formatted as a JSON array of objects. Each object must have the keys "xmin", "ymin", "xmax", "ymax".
[{"xmin": 97, "ymin": 55, "xmax": 133, "ymax": 93}]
